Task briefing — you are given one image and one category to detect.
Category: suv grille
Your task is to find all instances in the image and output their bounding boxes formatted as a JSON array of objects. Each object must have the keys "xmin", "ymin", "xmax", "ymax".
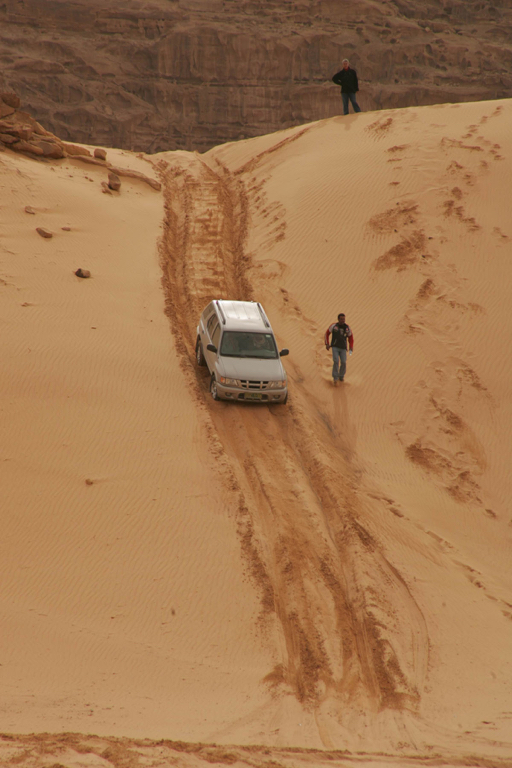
[{"xmin": 240, "ymin": 380, "xmax": 269, "ymax": 390}]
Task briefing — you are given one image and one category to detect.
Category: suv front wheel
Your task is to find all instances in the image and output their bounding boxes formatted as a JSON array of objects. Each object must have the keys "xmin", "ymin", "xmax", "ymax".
[
  {"xmin": 210, "ymin": 374, "xmax": 220, "ymax": 401},
  {"xmin": 195, "ymin": 336, "xmax": 207, "ymax": 367}
]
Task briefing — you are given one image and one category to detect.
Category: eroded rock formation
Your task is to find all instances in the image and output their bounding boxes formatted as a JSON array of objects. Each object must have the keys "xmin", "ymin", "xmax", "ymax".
[
  {"xmin": 0, "ymin": 91, "xmax": 89, "ymax": 158},
  {"xmin": 0, "ymin": 92, "xmax": 161, "ymax": 189},
  {"xmin": 0, "ymin": 0, "xmax": 511, "ymax": 153}
]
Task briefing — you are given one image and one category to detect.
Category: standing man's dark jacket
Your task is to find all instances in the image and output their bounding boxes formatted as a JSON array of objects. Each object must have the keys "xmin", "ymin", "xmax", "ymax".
[
  {"xmin": 325, "ymin": 322, "xmax": 354, "ymax": 351},
  {"xmin": 332, "ymin": 67, "xmax": 359, "ymax": 94}
]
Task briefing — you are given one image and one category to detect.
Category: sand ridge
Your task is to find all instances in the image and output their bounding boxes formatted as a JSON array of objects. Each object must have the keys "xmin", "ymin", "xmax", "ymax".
[{"xmin": 1, "ymin": 99, "xmax": 512, "ymax": 764}]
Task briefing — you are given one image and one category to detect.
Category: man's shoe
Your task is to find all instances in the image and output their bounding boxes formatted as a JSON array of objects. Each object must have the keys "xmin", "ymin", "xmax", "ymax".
[{"xmin": 333, "ymin": 379, "xmax": 338, "ymax": 386}]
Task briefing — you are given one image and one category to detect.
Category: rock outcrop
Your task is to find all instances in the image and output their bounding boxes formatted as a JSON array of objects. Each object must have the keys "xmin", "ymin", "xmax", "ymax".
[
  {"xmin": 0, "ymin": 0, "xmax": 511, "ymax": 153},
  {"xmin": 0, "ymin": 92, "xmax": 161, "ymax": 190},
  {"xmin": 0, "ymin": 91, "xmax": 92, "ymax": 158}
]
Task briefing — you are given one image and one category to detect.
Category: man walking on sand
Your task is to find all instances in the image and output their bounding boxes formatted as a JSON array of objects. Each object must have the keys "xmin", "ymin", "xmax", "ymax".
[
  {"xmin": 332, "ymin": 59, "xmax": 361, "ymax": 115},
  {"xmin": 325, "ymin": 313, "xmax": 354, "ymax": 385}
]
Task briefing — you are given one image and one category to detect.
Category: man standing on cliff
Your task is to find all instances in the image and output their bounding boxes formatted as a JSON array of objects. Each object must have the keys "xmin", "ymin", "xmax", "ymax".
[
  {"xmin": 325, "ymin": 313, "xmax": 354, "ymax": 385},
  {"xmin": 332, "ymin": 59, "xmax": 361, "ymax": 115}
]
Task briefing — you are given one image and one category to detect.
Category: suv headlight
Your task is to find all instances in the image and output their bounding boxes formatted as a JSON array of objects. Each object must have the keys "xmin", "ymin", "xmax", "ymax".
[
  {"xmin": 220, "ymin": 377, "xmax": 241, "ymax": 386},
  {"xmin": 268, "ymin": 380, "xmax": 286, "ymax": 389}
]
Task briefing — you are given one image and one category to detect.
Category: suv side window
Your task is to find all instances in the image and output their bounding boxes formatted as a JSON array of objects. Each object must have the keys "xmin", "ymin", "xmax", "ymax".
[
  {"xmin": 207, "ymin": 313, "xmax": 217, "ymax": 338},
  {"xmin": 211, "ymin": 323, "xmax": 221, "ymax": 348}
]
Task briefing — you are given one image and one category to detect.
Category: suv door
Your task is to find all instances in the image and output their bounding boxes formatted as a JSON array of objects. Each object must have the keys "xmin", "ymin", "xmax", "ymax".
[{"xmin": 205, "ymin": 319, "xmax": 220, "ymax": 371}]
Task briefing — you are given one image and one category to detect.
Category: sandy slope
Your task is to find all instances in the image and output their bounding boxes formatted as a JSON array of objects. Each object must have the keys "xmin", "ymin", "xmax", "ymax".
[
  {"xmin": 0, "ymin": 147, "xmax": 272, "ymax": 741},
  {"xmin": 1, "ymin": 99, "xmax": 512, "ymax": 766}
]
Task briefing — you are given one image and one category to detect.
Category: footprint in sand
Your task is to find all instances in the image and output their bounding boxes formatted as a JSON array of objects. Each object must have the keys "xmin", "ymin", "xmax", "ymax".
[{"xmin": 366, "ymin": 115, "xmax": 394, "ymax": 137}]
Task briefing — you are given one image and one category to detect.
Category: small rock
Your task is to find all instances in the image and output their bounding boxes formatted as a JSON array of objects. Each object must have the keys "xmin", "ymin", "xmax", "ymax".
[
  {"xmin": 36, "ymin": 227, "xmax": 53, "ymax": 238},
  {"xmin": 101, "ymin": 181, "xmax": 112, "ymax": 195},
  {"xmin": 108, "ymin": 172, "xmax": 121, "ymax": 191},
  {"xmin": 16, "ymin": 124, "xmax": 34, "ymax": 142},
  {"xmin": 62, "ymin": 226, "xmax": 71, "ymax": 231},
  {"xmin": 85, "ymin": 478, "xmax": 94, "ymax": 485},
  {"xmin": 14, "ymin": 139, "xmax": 44, "ymax": 156},
  {"xmin": 0, "ymin": 132, "xmax": 18, "ymax": 144},
  {"xmin": 33, "ymin": 121, "xmax": 47, "ymax": 136},
  {"xmin": 0, "ymin": 104, "xmax": 15, "ymax": 119},
  {"xmin": 94, "ymin": 148, "xmax": 107, "ymax": 161},
  {"xmin": 25, "ymin": 206, "xmax": 36, "ymax": 215},
  {"xmin": 75, "ymin": 268, "xmax": 91, "ymax": 278},
  {"xmin": 62, "ymin": 142, "xmax": 91, "ymax": 157},
  {"xmin": 1, "ymin": 92, "xmax": 21, "ymax": 109},
  {"xmin": 36, "ymin": 139, "xmax": 65, "ymax": 159}
]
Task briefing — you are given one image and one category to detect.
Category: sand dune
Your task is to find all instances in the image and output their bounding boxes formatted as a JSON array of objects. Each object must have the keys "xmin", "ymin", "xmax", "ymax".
[{"xmin": 1, "ymin": 99, "xmax": 512, "ymax": 766}]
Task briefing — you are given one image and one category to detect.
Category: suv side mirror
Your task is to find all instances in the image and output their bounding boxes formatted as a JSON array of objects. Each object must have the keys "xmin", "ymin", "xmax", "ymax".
[
  {"xmin": 207, "ymin": 343, "xmax": 217, "ymax": 353},
  {"xmin": 279, "ymin": 349, "xmax": 289, "ymax": 357}
]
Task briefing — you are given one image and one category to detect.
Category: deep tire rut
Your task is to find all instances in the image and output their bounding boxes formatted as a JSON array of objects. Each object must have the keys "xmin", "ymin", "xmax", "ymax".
[{"xmin": 157, "ymin": 152, "xmax": 429, "ymax": 731}]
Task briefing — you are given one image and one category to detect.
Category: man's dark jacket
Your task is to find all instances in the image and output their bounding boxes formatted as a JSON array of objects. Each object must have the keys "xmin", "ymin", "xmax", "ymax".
[{"xmin": 332, "ymin": 67, "xmax": 359, "ymax": 93}]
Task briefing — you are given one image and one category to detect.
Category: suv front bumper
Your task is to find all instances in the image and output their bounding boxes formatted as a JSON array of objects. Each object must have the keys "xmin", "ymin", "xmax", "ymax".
[{"xmin": 216, "ymin": 382, "xmax": 287, "ymax": 403}]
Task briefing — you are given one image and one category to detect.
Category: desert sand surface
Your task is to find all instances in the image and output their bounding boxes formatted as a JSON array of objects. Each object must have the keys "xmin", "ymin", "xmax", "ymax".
[{"xmin": 1, "ymin": 98, "xmax": 512, "ymax": 768}]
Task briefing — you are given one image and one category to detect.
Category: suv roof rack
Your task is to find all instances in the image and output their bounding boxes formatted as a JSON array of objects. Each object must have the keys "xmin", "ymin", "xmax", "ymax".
[
  {"xmin": 216, "ymin": 300, "xmax": 226, "ymax": 325},
  {"xmin": 257, "ymin": 302, "xmax": 270, "ymax": 328}
]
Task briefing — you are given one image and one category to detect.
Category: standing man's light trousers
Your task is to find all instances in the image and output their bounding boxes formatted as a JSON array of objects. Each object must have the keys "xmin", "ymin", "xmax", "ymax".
[{"xmin": 332, "ymin": 347, "xmax": 347, "ymax": 381}]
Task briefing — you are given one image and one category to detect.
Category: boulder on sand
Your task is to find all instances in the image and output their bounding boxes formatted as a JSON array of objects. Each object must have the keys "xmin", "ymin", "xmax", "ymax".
[
  {"xmin": 36, "ymin": 227, "xmax": 53, "ymax": 238},
  {"xmin": 108, "ymin": 172, "xmax": 121, "ymax": 191}
]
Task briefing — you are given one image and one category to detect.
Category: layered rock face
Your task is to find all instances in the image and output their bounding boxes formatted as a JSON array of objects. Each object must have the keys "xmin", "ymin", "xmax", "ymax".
[{"xmin": 0, "ymin": 0, "xmax": 511, "ymax": 153}]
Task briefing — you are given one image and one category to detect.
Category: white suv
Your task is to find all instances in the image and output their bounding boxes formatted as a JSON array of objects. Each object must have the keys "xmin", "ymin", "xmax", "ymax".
[{"xmin": 196, "ymin": 300, "xmax": 289, "ymax": 403}]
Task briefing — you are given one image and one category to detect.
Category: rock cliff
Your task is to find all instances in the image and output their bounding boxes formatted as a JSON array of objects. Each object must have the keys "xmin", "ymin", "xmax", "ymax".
[{"xmin": 0, "ymin": 0, "xmax": 511, "ymax": 152}]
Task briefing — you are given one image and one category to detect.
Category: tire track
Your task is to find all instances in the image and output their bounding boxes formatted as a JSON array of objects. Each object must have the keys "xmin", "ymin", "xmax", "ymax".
[{"xmin": 156, "ymin": 152, "xmax": 429, "ymax": 730}]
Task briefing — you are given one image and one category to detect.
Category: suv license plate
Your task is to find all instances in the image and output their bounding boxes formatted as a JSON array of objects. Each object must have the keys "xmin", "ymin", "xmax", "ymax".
[{"xmin": 246, "ymin": 393, "xmax": 262, "ymax": 400}]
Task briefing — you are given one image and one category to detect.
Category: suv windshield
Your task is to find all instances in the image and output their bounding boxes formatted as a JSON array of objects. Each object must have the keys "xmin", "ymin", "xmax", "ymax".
[{"xmin": 220, "ymin": 331, "xmax": 278, "ymax": 359}]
